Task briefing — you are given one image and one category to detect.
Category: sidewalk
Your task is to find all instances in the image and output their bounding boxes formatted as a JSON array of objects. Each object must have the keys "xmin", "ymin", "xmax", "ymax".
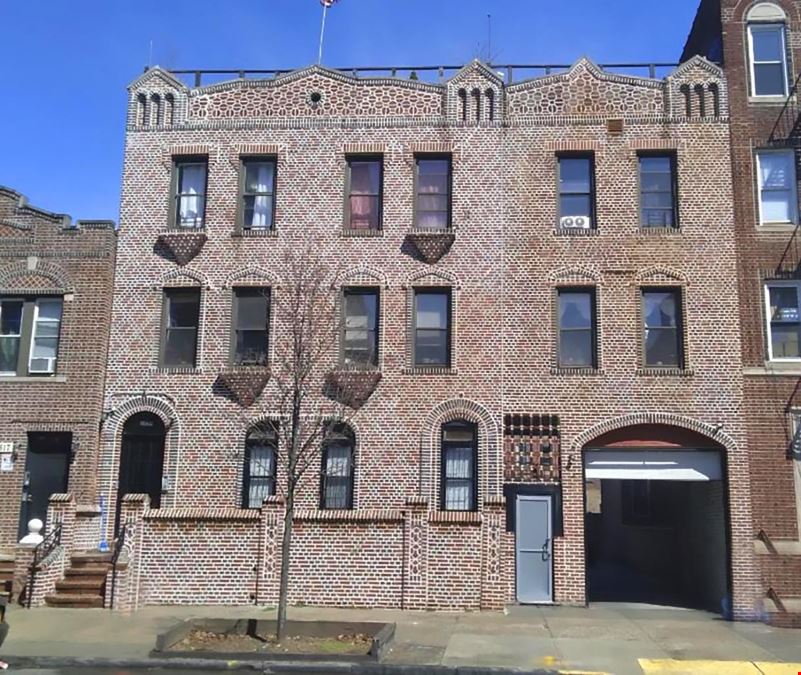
[{"xmin": 2, "ymin": 602, "xmax": 801, "ymax": 674}]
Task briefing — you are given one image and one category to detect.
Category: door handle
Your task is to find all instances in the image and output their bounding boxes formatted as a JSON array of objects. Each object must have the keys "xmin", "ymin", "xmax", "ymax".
[{"xmin": 542, "ymin": 537, "xmax": 551, "ymax": 561}]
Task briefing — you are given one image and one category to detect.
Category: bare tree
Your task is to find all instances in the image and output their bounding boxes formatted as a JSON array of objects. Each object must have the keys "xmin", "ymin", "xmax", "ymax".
[{"xmin": 265, "ymin": 249, "xmax": 348, "ymax": 642}]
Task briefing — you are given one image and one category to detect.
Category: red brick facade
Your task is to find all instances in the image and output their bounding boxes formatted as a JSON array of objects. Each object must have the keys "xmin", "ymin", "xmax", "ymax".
[
  {"xmin": 96, "ymin": 57, "xmax": 761, "ymax": 617},
  {"xmin": 684, "ymin": 0, "xmax": 801, "ymax": 626},
  {"xmin": 0, "ymin": 187, "xmax": 116, "ymax": 551}
]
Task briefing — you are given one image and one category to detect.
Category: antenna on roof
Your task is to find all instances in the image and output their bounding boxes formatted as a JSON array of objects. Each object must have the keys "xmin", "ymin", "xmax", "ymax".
[
  {"xmin": 148, "ymin": 39, "xmax": 154, "ymax": 68},
  {"xmin": 487, "ymin": 14, "xmax": 492, "ymax": 63}
]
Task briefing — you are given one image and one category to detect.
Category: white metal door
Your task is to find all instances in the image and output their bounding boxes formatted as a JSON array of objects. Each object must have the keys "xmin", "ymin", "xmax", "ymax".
[{"xmin": 516, "ymin": 495, "xmax": 553, "ymax": 603}]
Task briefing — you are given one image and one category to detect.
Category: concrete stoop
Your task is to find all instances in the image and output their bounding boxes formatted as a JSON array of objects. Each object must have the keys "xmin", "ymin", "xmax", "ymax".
[{"xmin": 44, "ymin": 551, "xmax": 110, "ymax": 609}]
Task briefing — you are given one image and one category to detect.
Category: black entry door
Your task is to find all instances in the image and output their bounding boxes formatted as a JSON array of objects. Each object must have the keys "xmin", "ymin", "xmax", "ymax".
[
  {"xmin": 18, "ymin": 432, "xmax": 72, "ymax": 539},
  {"xmin": 116, "ymin": 413, "xmax": 166, "ymax": 530}
]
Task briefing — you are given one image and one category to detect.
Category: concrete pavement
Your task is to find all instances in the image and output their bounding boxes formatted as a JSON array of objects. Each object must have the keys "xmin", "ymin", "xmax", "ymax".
[{"xmin": 1, "ymin": 602, "xmax": 800, "ymax": 674}]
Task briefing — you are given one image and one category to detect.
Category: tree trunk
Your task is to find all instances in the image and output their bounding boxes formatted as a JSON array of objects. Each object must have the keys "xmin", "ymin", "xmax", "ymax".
[{"xmin": 276, "ymin": 487, "xmax": 294, "ymax": 642}]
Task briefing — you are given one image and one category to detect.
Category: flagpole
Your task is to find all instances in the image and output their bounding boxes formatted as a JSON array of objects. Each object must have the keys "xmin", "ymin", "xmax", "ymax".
[{"xmin": 318, "ymin": 4, "xmax": 328, "ymax": 65}]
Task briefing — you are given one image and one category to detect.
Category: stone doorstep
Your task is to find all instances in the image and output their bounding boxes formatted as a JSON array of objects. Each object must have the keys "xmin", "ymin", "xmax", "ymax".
[{"xmin": 43, "ymin": 593, "xmax": 104, "ymax": 608}]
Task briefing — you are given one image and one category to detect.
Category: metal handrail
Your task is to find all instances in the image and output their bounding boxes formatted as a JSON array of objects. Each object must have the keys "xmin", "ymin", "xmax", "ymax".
[
  {"xmin": 26, "ymin": 524, "xmax": 62, "ymax": 609},
  {"xmin": 769, "ymin": 70, "xmax": 801, "ymax": 144},
  {"xmin": 108, "ymin": 524, "xmax": 126, "ymax": 610},
  {"xmin": 162, "ymin": 61, "xmax": 682, "ymax": 88}
]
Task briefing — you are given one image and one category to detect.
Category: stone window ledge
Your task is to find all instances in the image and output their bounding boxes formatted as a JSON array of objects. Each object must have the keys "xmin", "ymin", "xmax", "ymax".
[
  {"xmin": 748, "ymin": 96, "xmax": 790, "ymax": 106},
  {"xmin": 553, "ymin": 228, "xmax": 599, "ymax": 237},
  {"xmin": 636, "ymin": 367, "xmax": 694, "ymax": 377},
  {"xmin": 550, "ymin": 367, "xmax": 604, "ymax": 376},
  {"xmin": 638, "ymin": 227, "xmax": 682, "ymax": 235},
  {"xmin": 231, "ymin": 228, "xmax": 278, "ymax": 238},
  {"xmin": 429, "ymin": 511, "xmax": 482, "ymax": 525},
  {"xmin": 161, "ymin": 226, "xmax": 207, "ymax": 234},
  {"xmin": 756, "ymin": 223, "xmax": 798, "ymax": 233},
  {"xmin": 745, "ymin": 362, "xmax": 801, "ymax": 376},
  {"xmin": 153, "ymin": 367, "xmax": 203, "ymax": 375},
  {"xmin": 340, "ymin": 228, "xmax": 384, "ymax": 238},
  {"xmin": 294, "ymin": 509, "xmax": 402, "ymax": 523},
  {"xmin": 0, "ymin": 375, "xmax": 67, "ymax": 383},
  {"xmin": 402, "ymin": 366, "xmax": 458, "ymax": 376}
]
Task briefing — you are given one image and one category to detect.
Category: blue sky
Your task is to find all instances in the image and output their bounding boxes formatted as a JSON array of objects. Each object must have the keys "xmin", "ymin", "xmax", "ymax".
[{"xmin": 0, "ymin": 0, "xmax": 700, "ymax": 221}]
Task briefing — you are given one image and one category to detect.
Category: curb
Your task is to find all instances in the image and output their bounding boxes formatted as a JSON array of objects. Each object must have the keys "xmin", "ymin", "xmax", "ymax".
[{"xmin": 3, "ymin": 655, "xmax": 561, "ymax": 674}]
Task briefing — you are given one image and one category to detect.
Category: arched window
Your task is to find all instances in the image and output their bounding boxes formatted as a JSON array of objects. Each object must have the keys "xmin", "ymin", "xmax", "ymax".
[
  {"xmin": 320, "ymin": 423, "xmax": 355, "ymax": 509},
  {"xmin": 164, "ymin": 94, "xmax": 175, "ymax": 126},
  {"xmin": 472, "ymin": 88, "xmax": 482, "ymax": 123},
  {"xmin": 485, "ymin": 88, "xmax": 495, "ymax": 122},
  {"xmin": 679, "ymin": 84, "xmax": 692, "ymax": 117},
  {"xmin": 441, "ymin": 419, "xmax": 478, "ymax": 511},
  {"xmin": 136, "ymin": 93, "xmax": 147, "ymax": 127},
  {"xmin": 150, "ymin": 94, "xmax": 162, "ymax": 127},
  {"xmin": 694, "ymin": 84, "xmax": 706, "ymax": 117},
  {"xmin": 457, "ymin": 88, "xmax": 467, "ymax": 122},
  {"xmin": 708, "ymin": 83, "xmax": 721, "ymax": 117},
  {"xmin": 746, "ymin": 3, "xmax": 789, "ymax": 98},
  {"xmin": 242, "ymin": 422, "xmax": 277, "ymax": 508}
]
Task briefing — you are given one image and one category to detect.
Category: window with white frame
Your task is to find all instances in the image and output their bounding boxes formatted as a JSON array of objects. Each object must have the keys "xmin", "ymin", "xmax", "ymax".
[
  {"xmin": 0, "ymin": 296, "xmax": 62, "ymax": 377},
  {"xmin": 757, "ymin": 150, "xmax": 798, "ymax": 224},
  {"xmin": 765, "ymin": 282, "xmax": 801, "ymax": 360},
  {"xmin": 748, "ymin": 23, "xmax": 789, "ymax": 97}
]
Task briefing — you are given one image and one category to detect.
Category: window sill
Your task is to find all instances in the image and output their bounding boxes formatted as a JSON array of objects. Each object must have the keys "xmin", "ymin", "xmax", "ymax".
[
  {"xmin": 231, "ymin": 228, "xmax": 278, "ymax": 238},
  {"xmin": 745, "ymin": 362, "xmax": 801, "ymax": 376},
  {"xmin": 0, "ymin": 375, "xmax": 67, "ymax": 383},
  {"xmin": 748, "ymin": 96, "xmax": 790, "ymax": 105},
  {"xmin": 153, "ymin": 367, "xmax": 203, "ymax": 375},
  {"xmin": 340, "ymin": 228, "xmax": 384, "ymax": 238},
  {"xmin": 756, "ymin": 222, "xmax": 798, "ymax": 233},
  {"xmin": 163, "ymin": 225, "xmax": 206, "ymax": 233},
  {"xmin": 409, "ymin": 226, "xmax": 455, "ymax": 235},
  {"xmin": 429, "ymin": 511, "xmax": 482, "ymax": 525},
  {"xmin": 636, "ymin": 367, "xmax": 694, "ymax": 377},
  {"xmin": 554, "ymin": 228, "xmax": 599, "ymax": 237},
  {"xmin": 550, "ymin": 367, "xmax": 604, "ymax": 376},
  {"xmin": 638, "ymin": 226, "xmax": 682, "ymax": 235},
  {"xmin": 403, "ymin": 366, "xmax": 457, "ymax": 375}
]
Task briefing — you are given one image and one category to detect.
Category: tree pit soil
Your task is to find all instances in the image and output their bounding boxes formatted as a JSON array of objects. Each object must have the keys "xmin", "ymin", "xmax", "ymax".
[{"xmin": 172, "ymin": 628, "xmax": 373, "ymax": 656}]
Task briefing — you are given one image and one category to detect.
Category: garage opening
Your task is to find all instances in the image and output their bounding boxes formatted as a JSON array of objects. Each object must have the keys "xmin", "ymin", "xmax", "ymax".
[{"xmin": 583, "ymin": 425, "xmax": 730, "ymax": 614}]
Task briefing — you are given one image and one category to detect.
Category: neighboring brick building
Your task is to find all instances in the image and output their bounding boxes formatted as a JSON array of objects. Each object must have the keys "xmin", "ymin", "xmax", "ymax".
[
  {"xmin": 91, "ymin": 56, "xmax": 762, "ymax": 619},
  {"xmin": 0, "ymin": 187, "xmax": 116, "ymax": 553},
  {"xmin": 684, "ymin": 0, "xmax": 801, "ymax": 627}
]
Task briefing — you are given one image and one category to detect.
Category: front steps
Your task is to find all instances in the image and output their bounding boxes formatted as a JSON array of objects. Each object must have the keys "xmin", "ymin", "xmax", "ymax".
[
  {"xmin": 0, "ymin": 555, "xmax": 14, "ymax": 604},
  {"xmin": 45, "ymin": 552, "xmax": 111, "ymax": 609}
]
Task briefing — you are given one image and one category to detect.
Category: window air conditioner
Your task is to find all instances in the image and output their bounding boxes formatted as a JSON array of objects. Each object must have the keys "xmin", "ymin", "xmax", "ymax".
[
  {"xmin": 560, "ymin": 215, "xmax": 592, "ymax": 229},
  {"xmin": 29, "ymin": 357, "xmax": 56, "ymax": 374}
]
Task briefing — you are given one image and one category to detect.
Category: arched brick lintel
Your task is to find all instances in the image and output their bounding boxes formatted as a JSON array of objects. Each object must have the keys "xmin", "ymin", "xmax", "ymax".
[
  {"xmin": 571, "ymin": 412, "xmax": 737, "ymax": 454},
  {"xmin": 0, "ymin": 260, "xmax": 73, "ymax": 292}
]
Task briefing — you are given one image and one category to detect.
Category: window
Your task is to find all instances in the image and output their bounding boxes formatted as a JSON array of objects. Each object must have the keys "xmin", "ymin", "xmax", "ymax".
[
  {"xmin": 748, "ymin": 23, "xmax": 788, "ymax": 97},
  {"xmin": 415, "ymin": 156, "xmax": 452, "ymax": 230},
  {"xmin": 232, "ymin": 288, "xmax": 270, "ymax": 366},
  {"xmin": 242, "ymin": 424, "xmax": 277, "ymax": 508},
  {"xmin": 342, "ymin": 287, "xmax": 379, "ymax": 368},
  {"xmin": 558, "ymin": 289, "xmax": 597, "ymax": 369},
  {"xmin": 239, "ymin": 158, "xmax": 276, "ymax": 230},
  {"xmin": 441, "ymin": 420, "xmax": 477, "ymax": 511},
  {"xmin": 642, "ymin": 288, "xmax": 684, "ymax": 368},
  {"xmin": 346, "ymin": 157, "xmax": 382, "ymax": 230},
  {"xmin": 765, "ymin": 282, "xmax": 801, "ymax": 360},
  {"xmin": 320, "ymin": 424, "xmax": 354, "ymax": 509},
  {"xmin": 757, "ymin": 150, "xmax": 797, "ymax": 224},
  {"xmin": 558, "ymin": 154, "xmax": 595, "ymax": 230},
  {"xmin": 413, "ymin": 288, "xmax": 451, "ymax": 367},
  {"xmin": 172, "ymin": 158, "xmax": 207, "ymax": 228},
  {"xmin": 161, "ymin": 288, "xmax": 201, "ymax": 368},
  {"xmin": 639, "ymin": 154, "xmax": 678, "ymax": 228},
  {"xmin": 0, "ymin": 297, "xmax": 62, "ymax": 377}
]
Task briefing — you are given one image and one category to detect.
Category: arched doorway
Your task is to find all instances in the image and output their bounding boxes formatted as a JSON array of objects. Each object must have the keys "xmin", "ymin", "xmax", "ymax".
[
  {"xmin": 583, "ymin": 424, "xmax": 730, "ymax": 613},
  {"xmin": 116, "ymin": 412, "xmax": 166, "ymax": 528}
]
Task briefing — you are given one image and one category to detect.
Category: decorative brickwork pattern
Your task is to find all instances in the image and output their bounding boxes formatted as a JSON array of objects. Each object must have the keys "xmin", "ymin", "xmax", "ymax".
[
  {"xmin": 216, "ymin": 368, "xmax": 271, "ymax": 407},
  {"xmin": 324, "ymin": 370, "xmax": 382, "ymax": 409},
  {"xmin": 405, "ymin": 232, "xmax": 456, "ymax": 264},
  {"xmin": 157, "ymin": 232, "xmax": 208, "ymax": 266}
]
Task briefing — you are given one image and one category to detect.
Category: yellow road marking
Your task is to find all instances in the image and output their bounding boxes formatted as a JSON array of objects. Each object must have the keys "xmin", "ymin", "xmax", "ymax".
[{"xmin": 639, "ymin": 659, "xmax": 801, "ymax": 674}]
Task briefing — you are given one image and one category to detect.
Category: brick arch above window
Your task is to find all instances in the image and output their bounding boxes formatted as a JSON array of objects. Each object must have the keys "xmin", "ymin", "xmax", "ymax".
[
  {"xmin": 404, "ymin": 267, "xmax": 460, "ymax": 289},
  {"xmin": 570, "ymin": 412, "xmax": 737, "ymax": 454},
  {"xmin": 0, "ymin": 260, "xmax": 72, "ymax": 294},
  {"xmin": 156, "ymin": 267, "xmax": 210, "ymax": 289},
  {"xmin": 634, "ymin": 266, "xmax": 688, "ymax": 286},
  {"xmin": 420, "ymin": 398, "xmax": 501, "ymax": 505},
  {"xmin": 548, "ymin": 266, "xmax": 601, "ymax": 286},
  {"xmin": 335, "ymin": 266, "xmax": 388, "ymax": 289},
  {"xmin": 224, "ymin": 266, "xmax": 282, "ymax": 289},
  {"xmin": 738, "ymin": 0, "xmax": 795, "ymax": 22}
]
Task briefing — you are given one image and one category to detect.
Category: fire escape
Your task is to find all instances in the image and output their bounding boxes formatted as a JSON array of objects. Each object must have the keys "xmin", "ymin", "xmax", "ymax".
[{"xmin": 769, "ymin": 71, "xmax": 801, "ymax": 277}]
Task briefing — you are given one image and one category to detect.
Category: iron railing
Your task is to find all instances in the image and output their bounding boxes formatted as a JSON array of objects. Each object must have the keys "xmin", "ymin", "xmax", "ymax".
[
  {"xmin": 163, "ymin": 62, "xmax": 681, "ymax": 88},
  {"xmin": 776, "ymin": 222, "xmax": 801, "ymax": 278},
  {"xmin": 26, "ymin": 523, "xmax": 62, "ymax": 609},
  {"xmin": 768, "ymin": 70, "xmax": 801, "ymax": 145},
  {"xmin": 108, "ymin": 524, "xmax": 127, "ymax": 610}
]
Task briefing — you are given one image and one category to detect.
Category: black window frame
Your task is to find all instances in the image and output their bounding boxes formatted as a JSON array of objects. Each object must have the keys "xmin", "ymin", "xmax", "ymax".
[
  {"xmin": 0, "ymin": 295, "xmax": 64, "ymax": 377},
  {"xmin": 641, "ymin": 287, "xmax": 685, "ymax": 369},
  {"xmin": 242, "ymin": 423, "xmax": 278, "ymax": 509},
  {"xmin": 320, "ymin": 424, "xmax": 355, "ymax": 510},
  {"xmin": 344, "ymin": 155, "xmax": 383, "ymax": 231},
  {"xmin": 412, "ymin": 287, "xmax": 452, "ymax": 368},
  {"xmin": 556, "ymin": 287, "xmax": 598, "ymax": 370},
  {"xmin": 557, "ymin": 152, "xmax": 596, "ymax": 231},
  {"xmin": 414, "ymin": 154, "xmax": 453, "ymax": 231},
  {"xmin": 638, "ymin": 152, "xmax": 679, "ymax": 229},
  {"xmin": 341, "ymin": 286, "xmax": 380, "ymax": 369},
  {"xmin": 237, "ymin": 156, "xmax": 277, "ymax": 232},
  {"xmin": 169, "ymin": 156, "xmax": 208, "ymax": 230},
  {"xmin": 440, "ymin": 419, "xmax": 478, "ymax": 512},
  {"xmin": 160, "ymin": 287, "xmax": 201, "ymax": 369},
  {"xmin": 230, "ymin": 287, "xmax": 271, "ymax": 367}
]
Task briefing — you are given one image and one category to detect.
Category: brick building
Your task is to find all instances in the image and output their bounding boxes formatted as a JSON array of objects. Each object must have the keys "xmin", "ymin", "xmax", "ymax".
[
  {"xmin": 70, "ymin": 54, "xmax": 763, "ymax": 619},
  {"xmin": 683, "ymin": 0, "xmax": 801, "ymax": 627},
  {"xmin": 0, "ymin": 186, "xmax": 116, "ymax": 598}
]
